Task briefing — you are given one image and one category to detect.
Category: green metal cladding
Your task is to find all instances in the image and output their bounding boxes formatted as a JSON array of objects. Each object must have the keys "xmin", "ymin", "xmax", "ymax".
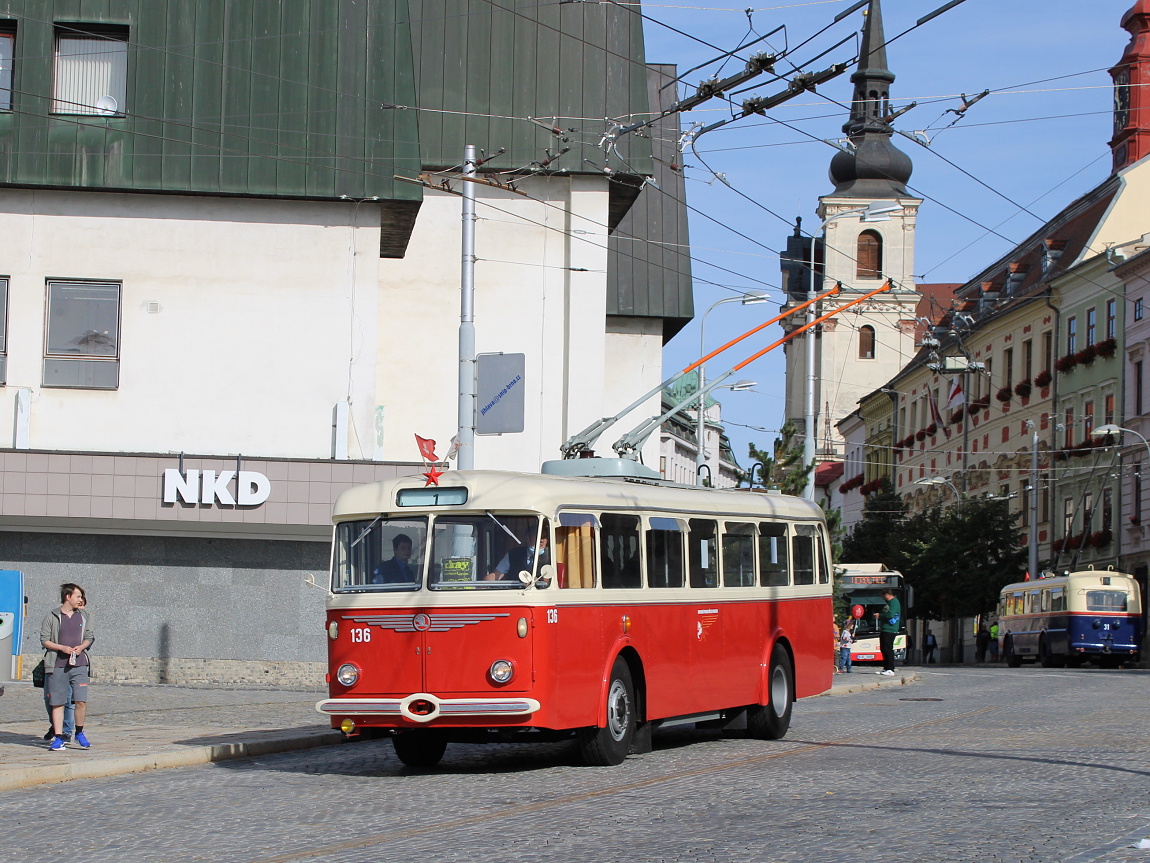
[
  {"xmin": 0, "ymin": 0, "xmax": 655, "ymax": 195},
  {"xmin": 0, "ymin": 0, "xmax": 423, "ymax": 200}
]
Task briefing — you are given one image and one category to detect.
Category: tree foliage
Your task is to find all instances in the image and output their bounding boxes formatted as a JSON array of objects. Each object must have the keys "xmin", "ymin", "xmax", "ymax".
[
  {"xmin": 743, "ymin": 421, "xmax": 813, "ymax": 496},
  {"xmin": 841, "ymin": 492, "xmax": 1026, "ymax": 620}
]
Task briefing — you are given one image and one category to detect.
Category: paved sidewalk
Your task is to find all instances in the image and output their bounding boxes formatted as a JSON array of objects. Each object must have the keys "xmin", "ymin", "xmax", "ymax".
[
  {"xmin": 0, "ymin": 670, "xmax": 918, "ymax": 792},
  {"xmin": 0, "ymin": 679, "xmax": 341, "ymax": 792}
]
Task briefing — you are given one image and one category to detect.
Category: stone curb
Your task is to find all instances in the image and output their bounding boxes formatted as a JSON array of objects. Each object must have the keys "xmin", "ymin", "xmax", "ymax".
[
  {"xmin": 0, "ymin": 728, "xmax": 345, "ymax": 793},
  {"xmin": 819, "ymin": 670, "xmax": 920, "ymax": 696}
]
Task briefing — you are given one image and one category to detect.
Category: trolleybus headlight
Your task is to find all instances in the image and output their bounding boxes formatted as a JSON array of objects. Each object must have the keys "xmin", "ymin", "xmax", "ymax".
[
  {"xmin": 336, "ymin": 663, "xmax": 360, "ymax": 687},
  {"xmin": 489, "ymin": 659, "xmax": 514, "ymax": 683}
]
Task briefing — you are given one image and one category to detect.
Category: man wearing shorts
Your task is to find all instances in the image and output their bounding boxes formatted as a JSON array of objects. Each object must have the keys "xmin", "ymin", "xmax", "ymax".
[{"xmin": 39, "ymin": 583, "xmax": 94, "ymax": 751}]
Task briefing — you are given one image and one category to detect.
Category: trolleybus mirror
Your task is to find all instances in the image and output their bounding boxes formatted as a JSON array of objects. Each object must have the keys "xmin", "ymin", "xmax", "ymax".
[
  {"xmin": 536, "ymin": 564, "xmax": 555, "ymax": 589},
  {"xmin": 517, "ymin": 569, "xmax": 533, "ymax": 585}
]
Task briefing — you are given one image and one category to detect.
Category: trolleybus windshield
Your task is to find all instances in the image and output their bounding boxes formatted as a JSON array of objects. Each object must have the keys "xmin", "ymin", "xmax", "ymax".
[{"xmin": 332, "ymin": 514, "xmax": 546, "ymax": 592}]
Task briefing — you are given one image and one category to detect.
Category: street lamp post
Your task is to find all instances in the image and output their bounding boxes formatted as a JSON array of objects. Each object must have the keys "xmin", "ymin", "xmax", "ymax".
[
  {"xmin": 696, "ymin": 293, "xmax": 769, "ymax": 486},
  {"xmin": 802, "ymin": 201, "xmax": 902, "ymax": 500}
]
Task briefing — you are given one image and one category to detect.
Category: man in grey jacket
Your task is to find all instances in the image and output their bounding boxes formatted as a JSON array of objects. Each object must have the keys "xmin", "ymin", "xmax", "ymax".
[{"xmin": 39, "ymin": 583, "xmax": 94, "ymax": 751}]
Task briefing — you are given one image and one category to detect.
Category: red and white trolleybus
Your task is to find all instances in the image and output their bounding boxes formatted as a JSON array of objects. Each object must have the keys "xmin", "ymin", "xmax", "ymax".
[{"xmin": 316, "ymin": 467, "xmax": 834, "ymax": 766}]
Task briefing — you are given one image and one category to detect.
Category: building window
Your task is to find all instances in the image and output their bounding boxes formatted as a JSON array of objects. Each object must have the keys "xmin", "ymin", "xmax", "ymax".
[
  {"xmin": 1135, "ymin": 298, "xmax": 1144, "ymax": 322},
  {"xmin": 1105, "ymin": 393, "xmax": 1115, "ymax": 425},
  {"xmin": 1003, "ymin": 348, "xmax": 1013, "ymax": 388},
  {"xmin": 43, "ymin": 280, "xmax": 121, "ymax": 389},
  {"xmin": 1063, "ymin": 497, "xmax": 1074, "ymax": 537},
  {"xmin": 1135, "ymin": 463, "xmax": 1143, "ymax": 524},
  {"xmin": 858, "ymin": 325, "xmax": 876, "ymax": 359},
  {"xmin": 1042, "ymin": 331, "xmax": 1053, "ymax": 373},
  {"xmin": 1086, "ymin": 307, "xmax": 1096, "ymax": 347},
  {"xmin": 1067, "ymin": 317, "xmax": 1077, "ymax": 354},
  {"xmin": 0, "ymin": 26, "xmax": 13, "ymax": 112},
  {"xmin": 1083, "ymin": 401, "xmax": 1095, "ymax": 438},
  {"xmin": 52, "ymin": 26, "xmax": 127, "ymax": 115},
  {"xmin": 856, "ymin": 230, "xmax": 882, "ymax": 279},
  {"xmin": 1107, "ymin": 299, "xmax": 1117, "ymax": 340},
  {"xmin": 1064, "ymin": 407, "xmax": 1074, "ymax": 448},
  {"xmin": 1103, "ymin": 487, "xmax": 1113, "ymax": 531},
  {"xmin": 1022, "ymin": 339, "xmax": 1032, "ymax": 382},
  {"xmin": 0, "ymin": 277, "xmax": 7, "ymax": 383},
  {"xmin": 1138, "ymin": 361, "xmax": 1145, "ymax": 416}
]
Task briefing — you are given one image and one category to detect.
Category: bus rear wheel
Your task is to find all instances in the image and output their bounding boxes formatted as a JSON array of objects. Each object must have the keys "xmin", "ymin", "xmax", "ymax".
[
  {"xmin": 392, "ymin": 730, "xmax": 447, "ymax": 768},
  {"xmin": 577, "ymin": 657, "xmax": 636, "ymax": 766},
  {"xmin": 1039, "ymin": 635, "xmax": 1058, "ymax": 668},
  {"xmin": 747, "ymin": 643, "xmax": 793, "ymax": 740}
]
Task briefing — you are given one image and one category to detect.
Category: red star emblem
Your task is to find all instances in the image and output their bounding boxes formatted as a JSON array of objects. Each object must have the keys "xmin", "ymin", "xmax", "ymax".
[{"xmin": 422, "ymin": 466, "xmax": 444, "ymax": 486}]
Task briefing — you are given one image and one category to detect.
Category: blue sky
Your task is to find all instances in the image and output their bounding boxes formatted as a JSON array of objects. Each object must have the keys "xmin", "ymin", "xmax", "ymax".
[{"xmin": 640, "ymin": 0, "xmax": 1133, "ymax": 466}]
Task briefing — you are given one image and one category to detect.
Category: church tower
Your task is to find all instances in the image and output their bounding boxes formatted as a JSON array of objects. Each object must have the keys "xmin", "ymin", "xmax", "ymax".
[
  {"xmin": 780, "ymin": 0, "xmax": 922, "ymax": 461},
  {"xmin": 1111, "ymin": 0, "xmax": 1150, "ymax": 172}
]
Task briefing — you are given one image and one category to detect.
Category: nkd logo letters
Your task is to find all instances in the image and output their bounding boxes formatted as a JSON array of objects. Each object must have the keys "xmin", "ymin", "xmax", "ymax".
[{"xmin": 162, "ymin": 469, "xmax": 271, "ymax": 507}]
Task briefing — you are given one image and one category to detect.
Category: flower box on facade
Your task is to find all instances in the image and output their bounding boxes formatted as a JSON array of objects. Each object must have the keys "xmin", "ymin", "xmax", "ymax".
[{"xmin": 1034, "ymin": 370, "xmax": 1052, "ymax": 387}]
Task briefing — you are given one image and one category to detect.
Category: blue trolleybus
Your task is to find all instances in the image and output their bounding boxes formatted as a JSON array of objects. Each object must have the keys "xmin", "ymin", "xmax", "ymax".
[{"xmin": 998, "ymin": 569, "xmax": 1142, "ymax": 668}]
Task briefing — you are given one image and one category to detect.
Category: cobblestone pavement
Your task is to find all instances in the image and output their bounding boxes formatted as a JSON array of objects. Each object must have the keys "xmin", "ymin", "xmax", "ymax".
[{"xmin": 3, "ymin": 667, "xmax": 1149, "ymax": 863}]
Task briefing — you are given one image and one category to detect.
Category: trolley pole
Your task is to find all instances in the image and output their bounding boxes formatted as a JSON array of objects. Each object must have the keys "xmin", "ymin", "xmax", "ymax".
[{"xmin": 457, "ymin": 145, "xmax": 477, "ymax": 470}]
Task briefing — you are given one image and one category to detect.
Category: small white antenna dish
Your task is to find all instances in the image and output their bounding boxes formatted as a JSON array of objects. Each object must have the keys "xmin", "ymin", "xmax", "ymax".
[{"xmin": 95, "ymin": 95, "xmax": 118, "ymax": 116}]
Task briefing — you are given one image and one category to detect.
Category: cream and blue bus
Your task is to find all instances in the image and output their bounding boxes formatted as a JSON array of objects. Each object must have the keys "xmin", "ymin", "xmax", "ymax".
[{"xmin": 998, "ymin": 569, "xmax": 1142, "ymax": 669}]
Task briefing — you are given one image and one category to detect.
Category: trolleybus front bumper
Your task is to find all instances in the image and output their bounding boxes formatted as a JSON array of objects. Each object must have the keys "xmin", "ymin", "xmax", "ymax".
[{"xmin": 316, "ymin": 693, "xmax": 541, "ymax": 724}]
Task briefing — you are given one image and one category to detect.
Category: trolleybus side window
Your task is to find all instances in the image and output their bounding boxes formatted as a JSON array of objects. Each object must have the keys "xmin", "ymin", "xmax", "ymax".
[
  {"xmin": 1086, "ymin": 589, "xmax": 1128, "ymax": 611},
  {"xmin": 555, "ymin": 512, "xmax": 598, "ymax": 589},
  {"xmin": 722, "ymin": 522, "xmax": 756, "ymax": 587},
  {"xmin": 1050, "ymin": 587, "xmax": 1065, "ymax": 612},
  {"xmin": 817, "ymin": 526, "xmax": 831, "ymax": 584},
  {"xmin": 332, "ymin": 516, "xmax": 427, "ymax": 592},
  {"xmin": 428, "ymin": 514, "xmax": 541, "ymax": 589},
  {"xmin": 688, "ymin": 519, "xmax": 719, "ymax": 588},
  {"xmin": 793, "ymin": 524, "xmax": 818, "ymax": 585},
  {"xmin": 646, "ymin": 517, "xmax": 685, "ymax": 588},
  {"xmin": 757, "ymin": 522, "xmax": 789, "ymax": 586},
  {"xmin": 601, "ymin": 513, "xmax": 642, "ymax": 589},
  {"xmin": 1027, "ymin": 590, "xmax": 1040, "ymax": 613}
]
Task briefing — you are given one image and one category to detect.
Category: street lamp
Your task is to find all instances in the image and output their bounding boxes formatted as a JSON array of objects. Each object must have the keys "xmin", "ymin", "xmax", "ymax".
[
  {"xmin": 914, "ymin": 475, "xmax": 961, "ymax": 500},
  {"xmin": 697, "ymin": 292, "xmax": 770, "ymax": 486},
  {"xmin": 802, "ymin": 201, "xmax": 903, "ymax": 500},
  {"xmin": 694, "ymin": 379, "xmax": 758, "ymax": 486},
  {"xmin": 1091, "ymin": 424, "xmax": 1150, "ymax": 462}
]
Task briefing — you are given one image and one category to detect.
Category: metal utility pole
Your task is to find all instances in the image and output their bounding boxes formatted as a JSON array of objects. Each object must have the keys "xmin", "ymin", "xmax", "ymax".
[
  {"xmin": 457, "ymin": 145, "xmax": 477, "ymax": 470},
  {"xmin": 1027, "ymin": 420, "xmax": 1039, "ymax": 579}
]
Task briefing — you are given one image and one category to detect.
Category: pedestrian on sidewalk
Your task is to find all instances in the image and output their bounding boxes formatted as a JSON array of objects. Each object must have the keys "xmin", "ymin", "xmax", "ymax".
[
  {"xmin": 923, "ymin": 627, "xmax": 938, "ymax": 664},
  {"xmin": 838, "ymin": 619, "xmax": 855, "ymax": 673},
  {"xmin": 41, "ymin": 590, "xmax": 83, "ymax": 743},
  {"xmin": 988, "ymin": 620, "xmax": 1000, "ymax": 663},
  {"xmin": 975, "ymin": 624, "xmax": 990, "ymax": 663},
  {"xmin": 39, "ymin": 583, "xmax": 94, "ymax": 751},
  {"xmin": 874, "ymin": 587, "xmax": 900, "ymax": 676}
]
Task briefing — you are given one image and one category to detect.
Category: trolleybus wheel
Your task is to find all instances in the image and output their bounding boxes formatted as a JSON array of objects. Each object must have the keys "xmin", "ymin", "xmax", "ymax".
[
  {"xmin": 1004, "ymin": 638, "xmax": 1022, "ymax": 668},
  {"xmin": 747, "ymin": 643, "xmax": 793, "ymax": 740},
  {"xmin": 392, "ymin": 730, "xmax": 448, "ymax": 768},
  {"xmin": 1039, "ymin": 635, "xmax": 1057, "ymax": 668},
  {"xmin": 577, "ymin": 657, "xmax": 636, "ymax": 766}
]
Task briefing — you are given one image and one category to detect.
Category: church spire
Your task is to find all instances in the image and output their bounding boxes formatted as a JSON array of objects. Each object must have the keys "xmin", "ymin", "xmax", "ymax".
[
  {"xmin": 845, "ymin": 0, "xmax": 895, "ymax": 136},
  {"xmin": 828, "ymin": 0, "xmax": 912, "ymax": 198}
]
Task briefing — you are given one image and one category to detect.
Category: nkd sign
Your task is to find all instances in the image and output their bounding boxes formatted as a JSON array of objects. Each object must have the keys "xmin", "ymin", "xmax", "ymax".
[{"xmin": 163, "ymin": 469, "xmax": 271, "ymax": 507}]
